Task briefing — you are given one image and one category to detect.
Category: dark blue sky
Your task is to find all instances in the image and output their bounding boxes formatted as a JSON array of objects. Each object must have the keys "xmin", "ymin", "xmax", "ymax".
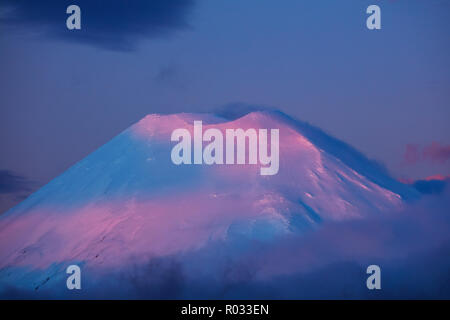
[{"xmin": 0, "ymin": 0, "xmax": 449, "ymax": 212}]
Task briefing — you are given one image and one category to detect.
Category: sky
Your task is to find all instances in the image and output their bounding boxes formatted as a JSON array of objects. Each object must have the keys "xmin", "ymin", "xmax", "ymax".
[{"xmin": 0, "ymin": 0, "xmax": 449, "ymax": 213}]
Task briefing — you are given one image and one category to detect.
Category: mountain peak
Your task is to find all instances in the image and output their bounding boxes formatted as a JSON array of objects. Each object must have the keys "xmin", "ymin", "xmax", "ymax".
[{"xmin": 0, "ymin": 109, "xmax": 418, "ymax": 296}]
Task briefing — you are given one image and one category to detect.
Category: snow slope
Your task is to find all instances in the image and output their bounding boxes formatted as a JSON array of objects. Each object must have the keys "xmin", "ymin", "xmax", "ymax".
[{"xmin": 0, "ymin": 110, "xmax": 418, "ymax": 297}]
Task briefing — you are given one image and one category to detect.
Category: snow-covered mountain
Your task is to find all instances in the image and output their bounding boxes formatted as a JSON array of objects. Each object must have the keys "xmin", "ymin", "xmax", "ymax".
[{"xmin": 0, "ymin": 110, "xmax": 419, "ymax": 298}]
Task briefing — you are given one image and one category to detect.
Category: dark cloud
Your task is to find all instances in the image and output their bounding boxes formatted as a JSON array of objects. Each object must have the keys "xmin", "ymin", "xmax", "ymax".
[
  {"xmin": 0, "ymin": 170, "xmax": 35, "ymax": 215},
  {"xmin": 124, "ymin": 257, "xmax": 185, "ymax": 299},
  {"xmin": 413, "ymin": 179, "xmax": 448, "ymax": 195},
  {"xmin": 400, "ymin": 175, "xmax": 450, "ymax": 195},
  {"xmin": 0, "ymin": 0, "xmax": 195, "ymax": 51},
  {"xmin": 154, "ymin": 64, "xmax": 187, "ymax": 89},
  {"xmin": 0, "ymin": 170, "xmax": 32, "ymax": 194},
  {"xmin": 155, "ymin": 65, "xmax": 179, "ymax": 83}
]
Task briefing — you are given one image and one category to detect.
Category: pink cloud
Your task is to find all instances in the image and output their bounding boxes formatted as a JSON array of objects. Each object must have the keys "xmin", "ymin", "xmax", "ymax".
[
  {"xmin": 402, "ymin": 142, "xmax": 450, "ymax": 166},
  {"xmin": 402, "ymin": 144, "xmax": 421, "ymax": 165},
  {"xmin": 423, "ymin": 142, "xmax": 450, "ymax": 164},
  {"xmin": 423, "ymin": 174, "xmax": 450, "ymax": 181}
]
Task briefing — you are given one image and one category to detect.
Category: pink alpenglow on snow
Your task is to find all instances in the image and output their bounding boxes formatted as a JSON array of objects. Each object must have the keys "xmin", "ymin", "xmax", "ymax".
[{"xmin": 0, "ymin": 110, "xmax": 420, "ymax": 298}]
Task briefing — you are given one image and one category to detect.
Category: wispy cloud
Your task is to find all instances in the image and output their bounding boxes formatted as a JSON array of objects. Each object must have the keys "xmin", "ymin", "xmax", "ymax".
[
  {"xmin": 0, "ymin": 170, "xmax": 32, "ymax": 194},
  {"xmin": 402, "ymin": 144, "xmax": 421, "ymax": 166},
  {"xmin": 402, "ymin": 142, "xmax": 450, "ymax": 166},
  {"xmin": 0, "ymin": 0, "xmax": 196, "ymax": 51},
  {"xmin": 0, "ymin": 170, "xmax": 35, "ymax": 214},
  {"xmin": 423, "ymin": 142, "xmax": 450, "ymax": 164},
  {"xmin": 154, "ymin": 64, "xmax": 187, "ymax": 90}
]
